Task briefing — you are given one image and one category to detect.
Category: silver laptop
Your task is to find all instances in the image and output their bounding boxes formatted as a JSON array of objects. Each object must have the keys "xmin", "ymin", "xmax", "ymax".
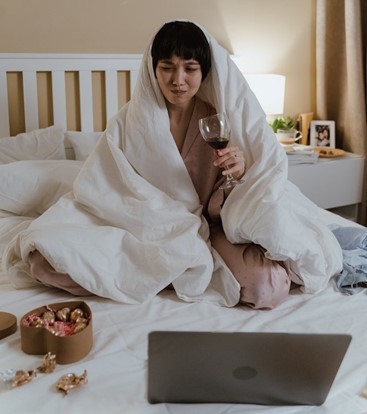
[{"xmin": 147, "ymin": 331, "xmax": 351, "ymax": 406}]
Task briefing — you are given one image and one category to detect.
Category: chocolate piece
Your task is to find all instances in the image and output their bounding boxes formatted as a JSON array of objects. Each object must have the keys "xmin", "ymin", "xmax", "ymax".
[
  {"xmin": 56, "ymin": 370, "xmax": 88, "ymax": 395},
  {"xmin": 11, "ymin": 370, "xmax": 37, "ymax": 387},
  {"xmin": 42, "ymin": 310, "xmax": 56, "ymax": 324},
  {"xmin": 70, "ymin": 308, "xmax": 84, "ymax": 322},
  {"xmin": 56, "ymin": 307, "xmax": 70, "ymax": 322},
  {"xmin": 37, "ymin": 352, "xmax": 57, "ymax": 373}
]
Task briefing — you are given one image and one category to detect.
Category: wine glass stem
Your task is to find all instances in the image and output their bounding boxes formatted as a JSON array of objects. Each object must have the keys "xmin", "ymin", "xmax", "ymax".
[{"xmin": 223, "ymin": 165, "xmax": 235, "ymax": 181}]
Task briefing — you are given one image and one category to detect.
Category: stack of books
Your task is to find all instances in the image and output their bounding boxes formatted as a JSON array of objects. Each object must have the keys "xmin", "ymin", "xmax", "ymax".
[{"xmin": 282, "ymin": 144, "xmax": 319, "ymax": 165}]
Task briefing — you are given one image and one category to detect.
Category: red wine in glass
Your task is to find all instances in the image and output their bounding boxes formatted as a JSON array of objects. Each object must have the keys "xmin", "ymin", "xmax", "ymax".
[
  {"xmin": 199, "ymin": 112, "xmax": 241, "ymax": 189},
  {"xmin": 205, "ymin": 136, "xmax": 229, "ymax": 150}
]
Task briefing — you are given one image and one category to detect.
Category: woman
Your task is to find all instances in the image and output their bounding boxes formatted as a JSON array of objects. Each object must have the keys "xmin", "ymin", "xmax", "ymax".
[
  {"xmin": 147, "ymin": 21, "xmax": 291, "ymax": 309},
  {"xmin": 27, "ymin": 21, "xmax": 342, "ymax": 308}
]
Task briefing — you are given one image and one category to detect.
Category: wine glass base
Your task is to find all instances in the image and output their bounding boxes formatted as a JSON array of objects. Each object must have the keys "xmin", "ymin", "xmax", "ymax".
[{"xmin": 219, "ymin": 178, "xmax": 244, "ymax": 190}]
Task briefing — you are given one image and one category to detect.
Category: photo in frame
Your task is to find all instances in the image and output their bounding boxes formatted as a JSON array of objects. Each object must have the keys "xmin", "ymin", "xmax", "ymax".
[{"xmin": 310, "ymin": 120, "xmax": 336, "ymax": 148}]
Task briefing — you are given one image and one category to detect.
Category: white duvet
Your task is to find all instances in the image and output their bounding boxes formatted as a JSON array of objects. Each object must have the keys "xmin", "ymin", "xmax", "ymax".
[{"xmin": 1, "ymin": 23, "xmax": 343, "ymax": 304}]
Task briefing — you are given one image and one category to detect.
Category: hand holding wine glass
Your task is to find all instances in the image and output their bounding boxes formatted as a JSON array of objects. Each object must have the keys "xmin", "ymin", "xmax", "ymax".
[{"xmin": 199, "ymin": 112, "xmax": 243, "ymax": 189}]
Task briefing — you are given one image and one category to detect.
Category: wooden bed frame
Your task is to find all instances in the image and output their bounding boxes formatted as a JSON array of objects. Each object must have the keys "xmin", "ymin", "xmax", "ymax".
[{"xmin": 0, "ymin": 53, "xmax": 142, "ymax": 136}]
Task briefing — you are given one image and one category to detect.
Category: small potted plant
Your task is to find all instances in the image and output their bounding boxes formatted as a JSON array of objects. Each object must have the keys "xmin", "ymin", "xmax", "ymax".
[
  {"xmin": 269, "ymin": 116, "xmax": 296, "ymax": 133},
  {"xmin": 270, "ymin": 116, "xmax": 302, "ymax": 144}
]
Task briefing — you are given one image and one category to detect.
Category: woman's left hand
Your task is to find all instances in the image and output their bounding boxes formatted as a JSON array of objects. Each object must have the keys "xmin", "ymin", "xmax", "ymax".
[{"xmin": 214, "ymin": 146, "xmax": 245, "ymax": 180}]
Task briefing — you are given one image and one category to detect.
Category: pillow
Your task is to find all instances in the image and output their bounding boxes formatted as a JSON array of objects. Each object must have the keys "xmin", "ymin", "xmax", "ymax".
[
  {"xmin": 0, "ymin": 126, "xmax": 66, "ymax": 163},
  {"xmin": 64, "ymin": 131, "xmax": 102, "ymax": 161},
  {"xmin": 0, "ymin": 160, "xmax": 83, "ymax": 217}
]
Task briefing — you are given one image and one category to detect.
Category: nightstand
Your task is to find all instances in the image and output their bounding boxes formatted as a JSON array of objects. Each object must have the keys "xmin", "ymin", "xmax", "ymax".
[{"xmin": 288, "ymin": 152, "xmax": 365, "ymax": 221}]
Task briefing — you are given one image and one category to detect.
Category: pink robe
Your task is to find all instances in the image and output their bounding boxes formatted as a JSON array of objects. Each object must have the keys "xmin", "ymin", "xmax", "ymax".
[{"xmin": 182, "ymin": 97, "xmax": 291, "ymax": 309}]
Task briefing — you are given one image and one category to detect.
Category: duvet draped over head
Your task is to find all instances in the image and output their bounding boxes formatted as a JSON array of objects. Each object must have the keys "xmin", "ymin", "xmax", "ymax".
[{"xmin": 2, "ymin": 21, "xmax": 342, "ymax": 304}]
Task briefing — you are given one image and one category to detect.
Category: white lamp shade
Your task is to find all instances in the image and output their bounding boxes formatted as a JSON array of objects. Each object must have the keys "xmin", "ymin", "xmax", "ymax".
[{"xmin": 244, "ymin": 74, "xmax": 285, "ymax": 115}]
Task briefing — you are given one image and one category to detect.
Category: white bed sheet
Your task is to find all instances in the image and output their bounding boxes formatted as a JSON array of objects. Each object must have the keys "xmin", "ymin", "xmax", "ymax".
[
  {"xmin": 0, "ymin": 146, "xmax": 366, "ymax": 413},
  {"xmin": 1, "ymin": 252, "xmax": 367, "ymax": 414}
]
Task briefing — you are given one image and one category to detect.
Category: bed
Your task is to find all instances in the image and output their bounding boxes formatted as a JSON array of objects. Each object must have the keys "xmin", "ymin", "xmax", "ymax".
[{"xmin": 0, "ymin": 53, "xmax": 367, "ymax": 414}]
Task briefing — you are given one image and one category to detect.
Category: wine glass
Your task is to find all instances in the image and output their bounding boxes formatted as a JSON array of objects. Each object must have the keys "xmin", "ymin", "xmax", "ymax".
[{"xmin": 199, "ymin": 112, "xmax": 241, "ymax": 189}]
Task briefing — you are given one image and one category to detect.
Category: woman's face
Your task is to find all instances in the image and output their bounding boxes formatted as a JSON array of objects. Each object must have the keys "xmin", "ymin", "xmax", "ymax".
[{"xmin": 155, "ymin": 55, "xmax": 202, "ymax": 108}]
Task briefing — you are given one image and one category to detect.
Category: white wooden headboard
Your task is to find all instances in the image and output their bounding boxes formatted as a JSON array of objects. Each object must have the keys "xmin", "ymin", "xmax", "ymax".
[{"xmin": 0, "ymin": 53, "xmax": 143, "ymax": 137}]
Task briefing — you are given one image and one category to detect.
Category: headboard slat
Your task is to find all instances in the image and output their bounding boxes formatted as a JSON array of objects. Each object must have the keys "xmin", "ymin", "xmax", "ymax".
[
  {"xmin": 79, "ymin": 70, "xmax": 94, "ymax": 131},
  {"xmin": 0, "ymin": 71, "xmax": 10, "ymax": 136},
  {"xmin": 23, "ymin": 71, "xmax": 39, "ymax": 132},
  {"xmin": 105, "ymin": 70, "xmax": 119, "ymax": 121},
  {"xmin": 51, "ymin": 71, "xmax": 67, "ymax": 130}
]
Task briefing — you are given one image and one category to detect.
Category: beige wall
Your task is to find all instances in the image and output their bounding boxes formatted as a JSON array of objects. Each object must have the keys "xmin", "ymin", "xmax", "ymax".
[{"xmin": 0, "ymin": 0, "xmax": 316, "ymax": 117}]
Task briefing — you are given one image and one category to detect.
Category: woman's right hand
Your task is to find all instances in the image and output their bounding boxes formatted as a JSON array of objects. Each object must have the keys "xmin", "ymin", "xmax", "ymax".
[{"xmin": 214, "ymin": 146, "xmax": 245, "ymax": 180}]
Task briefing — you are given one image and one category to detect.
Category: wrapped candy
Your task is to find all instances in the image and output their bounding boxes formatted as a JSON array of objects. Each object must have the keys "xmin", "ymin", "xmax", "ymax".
[
  {"xmin": 36, "ymin": 352, "xmax": 57, "ymax": 374},
  {"xmin": 70, "ymin": 308, "xmax": 84, "ymax": 322},
  {"xmin": 11, "ymin": 370, "xmax": 37, "ymax": 387},
  {"xmin": 56, "ymin": 370, "xmax": 88, "ymax": 395},
  {"xmin": 22, "ymin": 306, "xmax": 89, "ymax": 336},
  {"xmin": 42, "ymin": 310, "xmax": 55, "ymax": 324},
  {"xmin": 56, "ymin": 307, "xmax": 70, "ymax": 322}
]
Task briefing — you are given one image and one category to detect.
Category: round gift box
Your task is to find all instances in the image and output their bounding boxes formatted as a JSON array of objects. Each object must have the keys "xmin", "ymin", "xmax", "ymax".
[{"xmin": 0, "ymin": 311, "xmax": 17, "ymax": 340}]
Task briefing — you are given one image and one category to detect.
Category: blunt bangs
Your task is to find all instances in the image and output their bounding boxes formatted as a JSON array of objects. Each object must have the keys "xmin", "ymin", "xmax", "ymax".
[{"xmin": 151, "ymin": 21, "xmax": 211, "ymax": 80}]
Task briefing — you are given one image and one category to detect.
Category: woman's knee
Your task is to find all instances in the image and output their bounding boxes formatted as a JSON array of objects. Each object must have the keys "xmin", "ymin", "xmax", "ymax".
[{"xmin": 237, "ymin": 245, "xmax": 291, "ymax": 310}]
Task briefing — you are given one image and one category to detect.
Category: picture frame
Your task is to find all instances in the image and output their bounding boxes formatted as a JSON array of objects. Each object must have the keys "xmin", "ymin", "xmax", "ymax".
[{"xmin": 310, "ymin": 120, "xmax": 336, "ymax": 148}]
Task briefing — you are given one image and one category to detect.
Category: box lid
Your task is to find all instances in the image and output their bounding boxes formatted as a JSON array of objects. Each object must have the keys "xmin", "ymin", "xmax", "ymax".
[{"xmin": 0, "ymin": 311, "xmax": 17, "ymax": 340}]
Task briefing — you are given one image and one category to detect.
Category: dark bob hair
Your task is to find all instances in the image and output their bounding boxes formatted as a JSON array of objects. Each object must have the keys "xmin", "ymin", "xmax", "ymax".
[{"xmin": 151, "ymin": 21, "xmax": 211, "ymax": 81}]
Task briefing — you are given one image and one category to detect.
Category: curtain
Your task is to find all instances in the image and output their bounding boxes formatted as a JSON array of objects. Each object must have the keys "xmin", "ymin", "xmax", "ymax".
[{"xmin": 316, "ymin": 0, "xmax": 367, "ymax": 225}]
